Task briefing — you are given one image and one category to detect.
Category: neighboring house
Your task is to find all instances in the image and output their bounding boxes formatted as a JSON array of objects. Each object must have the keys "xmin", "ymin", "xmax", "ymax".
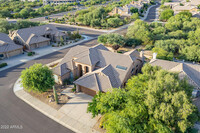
[
  {"xmin": 0, "ymin": 33, "xmax": 23, "ymax": 59},
  {"xmin": 43, "ymin": 0, "xmax": 79, "ymax": 5},
  {"xmin": 108, "ymin": 0, "xmax": 149, "ymax": 17},
  {"xmin": 164, "ymin": 2, "xmax": 180, "ymax": 8},
  {"xmin": 173, "ymin": 5, "xmax": 199, "ymax": 15},
  {"xmin": 9, "ymin": 24, "xmax": 66, "ymax": 50},
  {"xmin": 150, "ymin": 59, "xmax": 200, "ymax": 90},
  {"xmin": 108, "ymin": 6, "xmax": 132, "ymax": 17},
  {"xmin": 164, "ymin": 0, "xmax": 200, "ymax": 16},
  {"xmin": 53, "ymin": 44, "xmax": 144, "ymax": 96}
]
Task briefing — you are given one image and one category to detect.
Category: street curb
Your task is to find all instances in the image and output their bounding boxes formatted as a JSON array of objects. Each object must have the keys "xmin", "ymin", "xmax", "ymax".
[
  {"xmin": 0, "ymin": 35, "xmax": 93, "ymax": 72},
  {"xmin": 13, "ymin": 78, "xmax": 96, "ymax": 133},
  {"xmin": 52, "ymin": 23, "xmax": 109, "ymax": 33}
]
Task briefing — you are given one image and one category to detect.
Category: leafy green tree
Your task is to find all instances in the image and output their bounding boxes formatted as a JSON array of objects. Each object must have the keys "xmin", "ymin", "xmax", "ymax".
[
  {"xmin": 159, "ymin": 9, "xmax": 174, "ymax": 21},
  {"xmin": 130, "ymin": 7, "xmax": 138, "ymax": 13},
  {"xmin": 0, "ymin": 19, "xmax": 12, "ymax": 33},
  {"xmin": 179, "ymin": 45, "xmax": 200, "ymax": 62},
  {"xmin": 130, "ymin": 13, "xmax": 139, "ymax": 21},
  {"xmin": 127, "ymin": 20, "xmax": 152, "ymax": 45},
  {"xmin": 88, "ymin": 64, "xmax": 198, "ymax": 133},
  {"xmin": 19, "ymin": 8, "xmax": 32, "ymax": 18},
  {"xmin": 165, "ymin": 14, "xmax": 191, "ymax": 31},
  {"xmin": 182, "ymin": 17, "xmax": 200, "ymax": 31},
  {"xmin": 152, "ymin": 47, "xmax": 173, "ymax": 60},
  {"xmin": 188, "ymin": 28, "xmax": 200, "ymax": 44},
  {"xmin": 178, "ymin": 11, "xmax": 192, "ymax": 18},
  {"xmin": 98, "ymin": 34, "xmax": 108, "ymax": 44},
  {"xmin": 98, "ymin": 33, "xmax": 125, "ymax": 46},
  {"xmin": 21, "ymin": 63, "xmax": 55, "ymax": 93},
  {"xmin": 0, "ymin": 9, "xmax": 11, "ymax": 18},
  {"xmin": 107, "ymin": 17, "xmax": 123, "ymax": 28}
]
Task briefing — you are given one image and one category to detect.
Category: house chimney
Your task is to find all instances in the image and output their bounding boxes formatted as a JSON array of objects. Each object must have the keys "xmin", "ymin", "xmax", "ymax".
[
  {"xmin": 9, "ymin": 30, "xmax": 12, "ymax": 36},
  {"xmin": 153, "ymin": 52, "xmax": 157, "ymax": 59},
  {"xmin": 140, "ymin": 50, "xmax": 144, "ymax": 61}
]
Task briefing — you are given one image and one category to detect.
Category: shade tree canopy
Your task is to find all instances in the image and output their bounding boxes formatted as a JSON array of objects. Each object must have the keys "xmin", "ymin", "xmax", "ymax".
[
  {"xmin": 88, "ymin": 64, "xmax": 198, "ymax": 133},
  {"xmin": 21, "ymin": 63, "xmax": 55, "ymax": 93}
]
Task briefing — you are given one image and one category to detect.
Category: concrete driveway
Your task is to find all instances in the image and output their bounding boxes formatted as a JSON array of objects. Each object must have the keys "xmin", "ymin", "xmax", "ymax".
[{"xmin": 59, "ymin": 87, "xmax": 99, "ymax": 130}]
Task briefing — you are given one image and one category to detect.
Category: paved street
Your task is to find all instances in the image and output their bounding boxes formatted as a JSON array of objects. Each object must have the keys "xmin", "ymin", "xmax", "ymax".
[
  {"xmin": 0, "ymin": 3, "xmax": 159, "ymax": 133},
  {"xmin": 144, "ymin": 2, "xmax": 161, "ymax": 22},
  {"xmin": 0, "ymin": 28, "xmax": 101, "ymax": 133}
]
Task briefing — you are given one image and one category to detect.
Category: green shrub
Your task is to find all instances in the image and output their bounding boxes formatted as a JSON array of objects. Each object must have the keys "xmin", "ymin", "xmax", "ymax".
[
  {"xmin": 27, "ymin": 52, "xmax": 35, "ymax": 56},
  {"xmin": 27, "ymin": 52, "xmax": 33, "ymax": 56},
  {"xmin": 0, "ymin": 63, "xmax": 8, "ymax": 68},
  {"xmin": 117, "ymin": 50, "xmax": 122, "ymax": 53},
  {"xmin": 72, "ymin": 88, "xmax": 76, "ymax": 92}
]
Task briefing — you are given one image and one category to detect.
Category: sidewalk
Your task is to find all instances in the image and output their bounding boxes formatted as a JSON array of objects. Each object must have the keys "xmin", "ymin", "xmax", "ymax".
[
  {"xmin": 14, "ymin": 78, "xmax": 100, "ymax": 133},
  {"xmin": 0, "ymin": 35, "xmax": 93, "ymax": 72}
]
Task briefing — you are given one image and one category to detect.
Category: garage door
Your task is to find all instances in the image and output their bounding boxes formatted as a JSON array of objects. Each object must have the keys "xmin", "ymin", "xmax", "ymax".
[
  {"xmin": 38, "ymin": 41, "xmax": 49, "ymax": 48},
  {"xmin": 80, "ymin": 86, "xmax": 96, "ymax": 96},
  {"xmin": 30, "ymin": 44, "xmax": 37, "ymax": 49},
  {"xmin": 7, "ymin": 49, "xmax": 22, "ymax": 57}
]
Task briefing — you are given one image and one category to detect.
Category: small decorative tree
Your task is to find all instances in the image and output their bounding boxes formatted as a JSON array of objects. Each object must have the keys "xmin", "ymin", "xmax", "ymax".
[
  {"xmin": 60, "ymin": 36, "xmax": 64, "ymax": 46},
  {"xmin": 53, "ymin": 86, "xmax": 58, "ymax": 104},
  {"xmin": 21, "ymin": 63, "xmax": 55, "ymax": 93}
]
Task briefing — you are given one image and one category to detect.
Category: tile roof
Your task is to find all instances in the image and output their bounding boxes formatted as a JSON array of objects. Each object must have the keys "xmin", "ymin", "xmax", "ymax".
[
  {"xmin": 14, "ymin": 24, "xmax": 64, "ymax": 45},
  {"xmin": 74, "ymin": 65, "xmax": 117, "ymax": 92},
  {"xmin": 150, "ymin": 59, "xmax": 200, "ymax": 88},
  {"xmin": 26, "ymin": 33, "xmax": 50, "ymax": 45},
  {"xmin": 54, "ymin": 44, "xmax": 142, "ymax": 92},
  {"xmin": 0, "ymin": 33, "xmax": 23, "ymax": 53}
]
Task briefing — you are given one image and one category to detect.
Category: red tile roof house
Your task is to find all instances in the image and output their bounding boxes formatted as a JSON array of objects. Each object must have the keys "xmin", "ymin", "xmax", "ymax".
[
  {"xmin": 52, "ymin": 44, "xmax": 144, "ymax": 96},
  {"xmin": 0, "ymin": 33, "xmax": 23, "ymax": 59},
  {"xmin": 9, "ymin": 24, "xmax": 66, "ymax": 50}
]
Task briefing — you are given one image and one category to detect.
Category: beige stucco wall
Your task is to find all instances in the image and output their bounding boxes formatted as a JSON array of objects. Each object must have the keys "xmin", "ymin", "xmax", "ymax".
[{"xmin": 29, "ymin": 41, "xmax": 50, "ymax": 50}]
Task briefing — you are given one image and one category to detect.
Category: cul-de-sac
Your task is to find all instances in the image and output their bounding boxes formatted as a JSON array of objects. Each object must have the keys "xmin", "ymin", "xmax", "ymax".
[{"xmin": 0, "ymin": 0, "xmax": 200, "ymax": 133}]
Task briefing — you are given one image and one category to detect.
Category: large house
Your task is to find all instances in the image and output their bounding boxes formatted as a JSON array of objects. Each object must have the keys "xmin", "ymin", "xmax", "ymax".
[
  {"xmin": 0, "ymin": 33, "xmax": 23, "ymax": 59},
  {"xmin": 9, "ymin": 24, "xmax": 66, "ymax": 50},
  {"xmin": 173, "ymin": 5, "xmax": 199, "ymax": 15},
  {"xmin": 150, "ymin": 59, "xmax": 200, "ymax": 90},
  {"xmin": 108, "ymin": 0, "xmax": 149, "ymax": 17},
  {"xmin": 164, "ymin": 0, "xmax": 200, "ymax": 16},
  {"xmin": 52, "ymin": 44, "xmax": 144, "ymax": 96}
]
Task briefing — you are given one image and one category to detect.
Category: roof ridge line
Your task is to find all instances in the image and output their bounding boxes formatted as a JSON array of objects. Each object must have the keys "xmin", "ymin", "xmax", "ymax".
[{"xmin": 94, "ymin": 73, "xmax": 101, "ymax": 92}]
